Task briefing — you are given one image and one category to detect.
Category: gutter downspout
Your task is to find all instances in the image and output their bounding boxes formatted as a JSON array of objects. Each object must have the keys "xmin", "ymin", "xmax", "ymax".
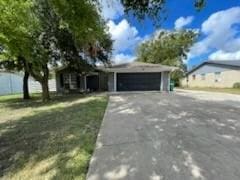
[{"xmin": 113, "ymin": 72, "xmax": 117, "ymax": 92}]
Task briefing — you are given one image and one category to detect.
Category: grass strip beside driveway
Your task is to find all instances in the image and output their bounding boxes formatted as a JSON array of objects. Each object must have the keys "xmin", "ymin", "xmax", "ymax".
[{"xmin": 0, "ymin": 93, "xmax": 108, "ymax": 180}]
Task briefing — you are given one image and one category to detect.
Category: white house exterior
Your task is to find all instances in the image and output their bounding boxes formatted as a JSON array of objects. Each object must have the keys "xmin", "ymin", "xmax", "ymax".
[{"xmin": 0, "ymin": 71, "xmax": 56, "ymax": 95}]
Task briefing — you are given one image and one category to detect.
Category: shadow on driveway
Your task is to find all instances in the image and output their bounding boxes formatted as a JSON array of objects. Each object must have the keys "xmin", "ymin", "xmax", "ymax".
[{"xmin": 87, "ymin": 92, "xmax": 240, "ymax": 180}]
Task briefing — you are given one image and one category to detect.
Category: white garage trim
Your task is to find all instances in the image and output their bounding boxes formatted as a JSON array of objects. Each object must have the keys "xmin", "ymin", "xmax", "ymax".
[
  {"xmin": 114, "ymin": 72, "xmax": 117, "ymax": 92},
  {"xmin": 160, "ymin": 72, "xmax": 163, "ymax": 91}
]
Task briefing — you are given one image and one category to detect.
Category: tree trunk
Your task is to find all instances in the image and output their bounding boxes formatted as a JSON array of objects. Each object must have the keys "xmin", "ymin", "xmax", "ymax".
[
  {"xmin": 41, "ymin": 79, "xmax": 50, "ymax": 102},
  {"xmin": 27, "ymin": 62, "xmax": 51, "ymax": 102},
  {"xmin": 23, "ymin": 70, "xmax": 31, "ymax": 100},
  {"xmin": 20, "ymin": 56, "xmax": 31, "ymax": 100},
  {"xmin": 41, "ymin": 65, "xmax": 50, "ymax": 102}
]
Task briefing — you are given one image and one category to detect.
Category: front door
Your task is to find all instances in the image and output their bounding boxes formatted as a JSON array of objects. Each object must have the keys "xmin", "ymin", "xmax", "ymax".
[{"xmin": 87, "ymin": 75, "xmax": 99, "ymax": 91}]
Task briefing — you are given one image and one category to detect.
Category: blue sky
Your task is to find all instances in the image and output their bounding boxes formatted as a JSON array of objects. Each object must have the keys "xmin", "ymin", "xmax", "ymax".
[{"xmin": 100, "ymin": 0, "xmax": 240, "ymax": 69}]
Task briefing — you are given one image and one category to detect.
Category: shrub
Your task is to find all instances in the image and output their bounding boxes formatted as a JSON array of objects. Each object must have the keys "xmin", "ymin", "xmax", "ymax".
[{"xmin": 233, "ymin": 82, "xmax": 240, "ymax": 89}]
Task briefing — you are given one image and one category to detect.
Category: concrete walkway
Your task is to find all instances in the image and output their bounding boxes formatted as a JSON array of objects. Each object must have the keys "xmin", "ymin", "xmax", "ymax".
[{"xmin": 87, "ymin": 92, "xmax": 240, "ymax": 180}]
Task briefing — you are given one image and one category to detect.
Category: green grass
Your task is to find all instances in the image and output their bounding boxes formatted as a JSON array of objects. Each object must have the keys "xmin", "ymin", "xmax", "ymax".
[
  {"xmin": 0, "ymin": 93, "xmax": 108, "ymax": 180},
  {"xmin": 180, "ymin": 87, "xmax": 240, "ymax": 95}
]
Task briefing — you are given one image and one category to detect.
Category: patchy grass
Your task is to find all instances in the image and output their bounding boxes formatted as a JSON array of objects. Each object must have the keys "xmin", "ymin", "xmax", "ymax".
[
  {"xmin": 0, "ymin": 93, "xmax": 108, "ymax": 180},
  {"xmin": 180, "ymin": 87, "xmax": 240, "ymax": 95}
]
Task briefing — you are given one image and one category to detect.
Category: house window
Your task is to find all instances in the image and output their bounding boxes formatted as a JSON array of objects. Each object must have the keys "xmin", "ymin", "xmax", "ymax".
[
  {"xmin": 70, "ymin": 73, "xmax": 77, "ymax": 89},
  {"xmin": 62, "ymin": 73, "xmax": 78, "ymax": 89},
  {"xmin": 214, "ymin": 72, "xmax": 221, "ymax": 82},
  {"xmin": 201, "ymin": 73, "xmax": 206, "ymax": 80},
  {"xmin": 63, "ymin": 73, "xmax": 70, "ymax": 89},
  {"xmin": 192, "ymin": 74, "xmax": 196, "ymax": 80}
]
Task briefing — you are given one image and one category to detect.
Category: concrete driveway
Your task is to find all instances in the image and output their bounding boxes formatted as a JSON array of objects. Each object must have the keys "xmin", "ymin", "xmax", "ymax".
[{"xmin": 87, "ymin": 91, "xmax": 240, "ymax": 180}]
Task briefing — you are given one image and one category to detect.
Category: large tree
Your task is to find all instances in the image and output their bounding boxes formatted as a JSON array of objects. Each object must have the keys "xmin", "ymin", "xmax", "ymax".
[
  {"xmin": 0, "ymin": 0, "xmax": 112, "ymax": 101},
  {"xmin": 31, "ymin": 0, "xmax": 112, "ymax": 101},
  {"xmin": 0, "ymin": 0, "xmax": 39, "ymax": 99},
  {"xmin": 0, "ymin": 0, "xmax": 58, "ymax": 101},
  {"xmin": 137, "ymin": 30, "xmax": 198, "ymax": 85}
]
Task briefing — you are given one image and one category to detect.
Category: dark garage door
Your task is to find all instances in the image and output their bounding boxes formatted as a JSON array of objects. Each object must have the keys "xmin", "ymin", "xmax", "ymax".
[{"xmin": 117, "ymin": 73, "xmax": 161, "ymax": 91}]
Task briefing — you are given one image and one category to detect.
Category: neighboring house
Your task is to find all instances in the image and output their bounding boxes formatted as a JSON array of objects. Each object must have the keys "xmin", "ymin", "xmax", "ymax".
[
  {"xmin": 181, "ymin": 60, "xmax": 240, "ymax": 88},
  {"xmin": 0, "ymin": 71, "xmax": 22, "ymax": 95},
  {"xmin": 0, "ymin": 71, "xmax": 56, "ymax": 95},
  {"xmin": 55, "ymin": 62, "xmax": 176, "ymax": 92}
]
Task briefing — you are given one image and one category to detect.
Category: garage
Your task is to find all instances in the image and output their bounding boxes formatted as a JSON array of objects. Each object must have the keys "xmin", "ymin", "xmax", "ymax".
[
  {"xmin": 117, "ymin": 73, "xmax": 161, "ymax": 91},
  {"xmin": 96, "ymin": 61, "xmax": 175, "ymax": 92}
]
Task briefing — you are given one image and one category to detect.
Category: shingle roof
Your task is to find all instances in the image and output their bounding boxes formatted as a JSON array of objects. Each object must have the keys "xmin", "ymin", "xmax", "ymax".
[
  {"xmin": 208, "ymin": 60, "xmax": 240, "ymax": 67},
  {"xmin": 110, "ymin": 61, "xmax": 168, "ymax": 68},
  {"xmin": 187, "ymin": 60, "xmax": 240, "ymax": 75},
  {"xmin": 100, "ymin": 61, "xmax": 177, "ymax": 72}
]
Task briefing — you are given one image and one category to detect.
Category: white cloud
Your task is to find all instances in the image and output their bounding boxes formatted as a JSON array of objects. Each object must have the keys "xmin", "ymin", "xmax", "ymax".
[
  {"xmin": 189, "ymin": 7, "xmax": 240, "ymax": 59},
  {"xmin": 188, "ymin": 40, "xmax": 208, "ymax": 58},
  {"xmin": 175, "ymin": 16, "xmax": 194, "ymax": 29},
  {"xmin": 107, "ymin": 19, "xmax": 141, "ymax": 54},
  {"xmin": 99, "ymin": 0, "xmax": 124, "ymax": 20},
  {"xmin": 209, "ymin": 50, "xmax": 240, "ymax": 60},
  {"xmin": 112, "ymin": 53, "xmax": 136, "ymax": 64}
]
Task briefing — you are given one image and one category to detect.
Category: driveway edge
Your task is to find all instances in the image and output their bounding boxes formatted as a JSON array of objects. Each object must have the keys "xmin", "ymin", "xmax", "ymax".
[{"xmin": 86, "ymin": 95, "xmax": 111, "ymax": 180}]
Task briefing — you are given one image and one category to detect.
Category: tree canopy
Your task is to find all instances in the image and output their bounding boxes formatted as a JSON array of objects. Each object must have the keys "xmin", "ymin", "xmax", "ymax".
[
  {"xmin": 137, "ymin": 30, "xmax": 198, "ymax": 85},
  {"xmin": 0, "ymin": 0, "xmax": 112, "ymax": 101},
  {"xmin": 0, "ymin": 0, "xmax": 39, "ymax": 61},
  {"xmin": 121, "ymin": 0, "xmax": 205, "ymax": 23},
  {"xmin": 0, "ymin": 0, "xmax": 40, "ymax": 99},
  {"xmin": 137, "ymin": 30, "xmax": 198, "ymax": 65}
]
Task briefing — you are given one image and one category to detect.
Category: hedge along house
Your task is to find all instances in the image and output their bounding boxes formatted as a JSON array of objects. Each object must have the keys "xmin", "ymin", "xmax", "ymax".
[{"xmin": 55, "ymin": 62, "xmax": 176, "ymax": 93}]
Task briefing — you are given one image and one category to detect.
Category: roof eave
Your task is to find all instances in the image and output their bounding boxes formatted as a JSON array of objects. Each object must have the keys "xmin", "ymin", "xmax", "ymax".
[
  {"xmin": 187, "ymin": 61, "xmax": 240, "ymax": 75},
  {"xmin": 103, "ymin": 67, "xmax": 177, "ymax": 73}
]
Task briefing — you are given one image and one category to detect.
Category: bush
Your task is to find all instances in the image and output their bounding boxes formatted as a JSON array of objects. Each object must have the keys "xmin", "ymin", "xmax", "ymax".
[{"xmin": 233, "ymin": 82, "xmax": 240, "ymax": 88}]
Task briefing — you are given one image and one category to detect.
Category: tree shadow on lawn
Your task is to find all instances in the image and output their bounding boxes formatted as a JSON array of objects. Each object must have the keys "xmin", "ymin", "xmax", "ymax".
[
  {"xmin": 0, "ymin": 95, "xmax": 108, "ymax": 179},
  {"xmin": 0, "ymin": 93, "xmax": 88, "ymax": 109}
]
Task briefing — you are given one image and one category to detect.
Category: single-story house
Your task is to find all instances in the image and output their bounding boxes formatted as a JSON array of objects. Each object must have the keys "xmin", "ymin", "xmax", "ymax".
[
  {"xmin": 55, "ymin": 62, "xmax": 176, "ymax": 93},
  {"xmin": 181, "ymin": 60, "xmax": 240, "ymax": 88}
]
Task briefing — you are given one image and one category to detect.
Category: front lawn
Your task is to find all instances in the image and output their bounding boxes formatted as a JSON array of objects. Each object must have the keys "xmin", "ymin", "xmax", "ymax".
[
  {"xmin": 179, "ymin": 87, "xmax": 240, "ymax": 95},
  {"xmin": 0, "ymin": 93, "xmax": 108, "ymax": 180}
]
